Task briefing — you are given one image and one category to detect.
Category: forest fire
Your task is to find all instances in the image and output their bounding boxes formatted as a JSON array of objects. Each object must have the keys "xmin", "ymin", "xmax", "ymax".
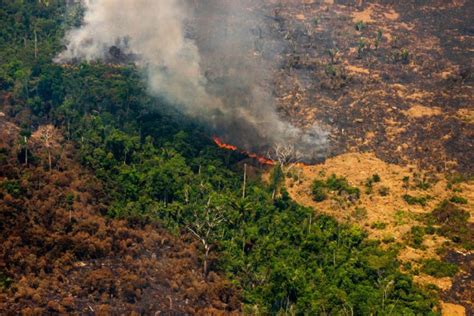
[{"xmin": 212, "ymin": 136, "xmax": 275, "ymax": 165}]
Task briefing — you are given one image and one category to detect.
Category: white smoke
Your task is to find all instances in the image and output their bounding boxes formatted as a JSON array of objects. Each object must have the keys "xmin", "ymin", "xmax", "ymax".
[{"xmin": 57, "ymin": 0, "xmax": 329, "ymax": 161}]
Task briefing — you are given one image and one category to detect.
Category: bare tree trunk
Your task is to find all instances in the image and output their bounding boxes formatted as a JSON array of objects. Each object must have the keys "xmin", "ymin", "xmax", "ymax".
[
  {"xmin": 66, "ymin": 119, "xmax": 70, "ymax": 140},
  {"xmin": 24, "ymin": 136, "xmax": 28, "ymax": 166},
  {"xmin": 308, "ymin": 213, "xmax": 312, "ymax": 234},
  {"xmin": 48, "ymin": 150, "xmax": 52, "ymax": 172},
  {"xmin": 242, "ymin": 163, "xmax": 247, "ymax": 199},
  {"xmin": 34, "ymin": 30, "xmax": 38, "ymax": 59},
  {"xmin": 203, "ymin": 244, "xmax": 210, "ymax": 278}
]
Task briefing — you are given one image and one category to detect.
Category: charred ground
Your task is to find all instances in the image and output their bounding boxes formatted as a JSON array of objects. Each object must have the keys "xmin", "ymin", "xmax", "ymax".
[{"xmin": 222, "ymin": 0, "xmax": 473, "ymax": 173}]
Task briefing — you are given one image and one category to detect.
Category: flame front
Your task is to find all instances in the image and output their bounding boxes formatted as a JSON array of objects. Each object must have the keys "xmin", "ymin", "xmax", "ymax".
[
  {"xmin": 212, "ymin": 136, "xmax": 238, "ymax": 151},
  {"xmin": 212, "ymin": 136, "xmax": 275, "ymax": 165}
]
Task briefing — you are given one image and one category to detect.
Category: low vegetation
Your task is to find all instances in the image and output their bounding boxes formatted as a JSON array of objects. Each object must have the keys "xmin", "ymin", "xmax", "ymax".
[
  {"xmin": 312, "ymin": 174, "xmax": 360, "ymax": 202},
  {"xmin": 428, "ymin": 201, "xmax": 473, "ymax": 250},
  {"xmin": 405, "ymin": 226, "xmax": 428, "ymax": 249},
  {"xmin": 421, "ymin": 259, "xmax": 459, "ymax": 278},
  {"xmin": 449, "ymin": 195, "xmax": 468, "ymax": 204},
  {"xmin": 403, "ymin": 194, "xmax": 432, "ymax": 206}
]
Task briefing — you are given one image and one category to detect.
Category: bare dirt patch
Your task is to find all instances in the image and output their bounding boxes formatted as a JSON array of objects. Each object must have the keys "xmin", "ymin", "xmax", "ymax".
[{"xmin": 441, "ymin": 301, "xmax": 466, "ymax": 316}]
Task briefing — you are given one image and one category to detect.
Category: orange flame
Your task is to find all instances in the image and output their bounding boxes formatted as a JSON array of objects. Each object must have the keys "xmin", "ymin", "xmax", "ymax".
[
  {"xmin": 212, "ymin": 136, "xmax": 275, "ymax": 165},
  {"xmin": 213, "ymin": 136, "xmax": 238, "ymax": 151}
]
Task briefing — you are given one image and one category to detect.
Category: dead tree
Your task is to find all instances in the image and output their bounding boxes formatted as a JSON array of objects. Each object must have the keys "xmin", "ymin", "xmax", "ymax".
[
  {"xmin": 32, "ymin": 125, "xmax": 62, "ymax": 172},
  {"xmin": 34, "ymin": 29, "xmax": 38, "ymax": 59},
  {"xmin": 186, "ymin": 197, "xmax": 225, "ymax": 278},
  {"xmin": 268, "ymin": 143, "xmax": 303, "ymax": 174},
  {"xmin": 242, "ymin": 163, "xmax": 247, "ymax": 199},
  {"xmin": 21, "ymin": 136, "xmax": 29, "ymax": 166},
  {"xmin": 266, "ymin": 144, "xmax": 303, "ymax": 199}
]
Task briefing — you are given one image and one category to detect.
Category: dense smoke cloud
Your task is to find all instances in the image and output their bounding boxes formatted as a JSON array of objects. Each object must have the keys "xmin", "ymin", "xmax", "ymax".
[{"xmin": 57, "ymin": 0, "xmax": 328, "ymax": 161}]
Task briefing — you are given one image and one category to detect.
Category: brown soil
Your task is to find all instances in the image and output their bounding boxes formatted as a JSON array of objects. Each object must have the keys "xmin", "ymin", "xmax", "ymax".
[{"xmin": 0, "ymin": 117, "xmax": 240, "ymax": 315}]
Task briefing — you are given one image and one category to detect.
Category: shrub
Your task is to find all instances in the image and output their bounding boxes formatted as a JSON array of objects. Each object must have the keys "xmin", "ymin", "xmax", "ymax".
[
  {"xmin": 365, "ymin": 174, "xmax": 381, "ymax": 194},
  {"xmin": 382, "ymin": 234, "xmax": 395, "ymax": 243},
  {"xmin": 371, "ymin": 222, "xmax": 387, "ymax": 230},
  {"xmin": 407, "ymin": 226, "xmax": 426, "ymax": 248},
  {"xmin": 394, "ymin": 209, "xmax": 408, "ymax": 225},
  {"xmin": 364, "ymin": 178, "xmax": 373, "ymax": 194},
  {"xmin": 415, "ymin": 181, "xmax": 431, "ymax": 190},
  {"xmin": 379, "ymin": 186, "xmax": 390, "ymax": 196},
  {"xmin": 352, "ymin": 207, "xmax": 368, "ymax": 221},
  {"xmin": 326, "ymin": 174, "xmax": 360, "ymax": 198},
  {"xmin": 357, "ymin": 38, "xmax": 367, "ymax": 58},
  {"xmin": 311, "ymin": 180, "xmax": 327, "ymax": 202},
  {"xmin": 0, "ymin": 271, "xmax": 12, "ymax": 289},
  {"xmin": 325, "ymin": 64, "xmax": 337, "ymax": 77},
  {"xmin": 402, "ymin": 176, "xmax": 410, "ymax": 191},
  {"xmin": 449, "ymin": 196, "xmax": 468, "ymax": 204},
  {"xmin": 429, "ymin": 201, "xmax": 473, "ymax": 249},
  {"xmin": 421, "ymin": 259, "xmax": 459, "ymax": 278},
  {"xmin": 374, "ymin": 30, "xmax": 383, "ymax": 49},
  {"xmin": 425, "ymin": 225, "xmax": 436, "ymax": 235},
  {"xmin": 355, "ymin": 21, "xmax": 365, "ymax": 31},
  {"xmin": 447, "ymin": 173, "xmax": 472, "ymax": 185},
  {"xmin": 401, "ymin": 49, "xmax": 410, "ymax": 63},
  {"xmin": 311, "ymin": 174, "xmax": 360, "ymax": 202},
  {"xmin": 431, "ymin": 201, "xmax": 469, "ymax": 224},
  {"xmin": 1, "ymin": 180, "xmax": 24, "ymax": 198},
  {"xmin": 403, "ymin": 194, "xmax": 431, "ymax": 206}
]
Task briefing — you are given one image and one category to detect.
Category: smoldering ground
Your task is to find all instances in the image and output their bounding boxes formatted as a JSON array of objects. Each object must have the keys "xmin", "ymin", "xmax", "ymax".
[{"xmin": 56, "ymin": 0, "xmax": 329, "ymax": 162}]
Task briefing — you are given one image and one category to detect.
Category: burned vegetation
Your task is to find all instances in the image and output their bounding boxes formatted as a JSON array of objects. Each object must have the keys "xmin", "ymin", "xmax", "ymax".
[
  {"xmin": 0, "ymin": 118, "xmax": 240, "ymax": 315},
  {"xmin": 257, "ymin": 0, "xmax": 474, "ymax": 174}
]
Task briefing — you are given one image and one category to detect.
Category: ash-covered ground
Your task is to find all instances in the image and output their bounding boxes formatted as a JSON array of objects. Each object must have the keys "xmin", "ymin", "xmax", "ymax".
[{"xmin": 198, "ymin": 0, "xmax": 473, "ymax": 174}]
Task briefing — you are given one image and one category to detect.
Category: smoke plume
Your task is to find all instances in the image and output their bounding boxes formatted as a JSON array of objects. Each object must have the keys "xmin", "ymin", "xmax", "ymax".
[{"xmin": 56, "ymin": 0, "xmax": 328, "ymax": 162}]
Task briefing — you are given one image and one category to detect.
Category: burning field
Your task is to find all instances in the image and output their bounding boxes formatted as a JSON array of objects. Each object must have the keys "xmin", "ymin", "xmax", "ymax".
[{"xmin": 200, "ymin": 0, "xmax": 473, "ymax": 175}]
